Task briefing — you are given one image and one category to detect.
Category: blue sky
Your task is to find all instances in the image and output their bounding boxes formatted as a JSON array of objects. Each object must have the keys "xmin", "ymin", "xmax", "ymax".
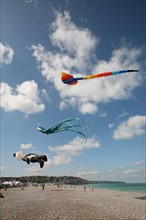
[{"xmin": 0, "ymin": 0, "xmax": 146, "ymax": 183}]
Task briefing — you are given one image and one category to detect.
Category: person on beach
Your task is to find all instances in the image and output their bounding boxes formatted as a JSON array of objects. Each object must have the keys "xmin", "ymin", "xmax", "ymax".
[
  {"xmin": 21, "ymin": 184, "xmax": 25, "ymax": 191},
  {"xmin": 0, "ymin": 192, "xmax": 4, "ymax": 198},
  {"xmin": 13, "ymin": 151, "xmax": 48, "ymax": 168},
  {"xmin": 42, "ymin": 184, "xmax": 45, "ymax": 191}
]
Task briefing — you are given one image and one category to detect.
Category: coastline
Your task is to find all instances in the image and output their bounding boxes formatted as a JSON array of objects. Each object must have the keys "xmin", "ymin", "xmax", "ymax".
[
  {"xmin": 85, "ymin": 183, "xmax": 146, "ymax": 194},
  {"xmin": 1, "ymin": 184, "xmax": 146, "ymax": 220}
]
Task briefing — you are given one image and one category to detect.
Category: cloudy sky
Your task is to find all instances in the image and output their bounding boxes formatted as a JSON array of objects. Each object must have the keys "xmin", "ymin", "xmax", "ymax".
[{"xmin": 1, "ymin": 0, "xmax": 145, "ymax": 183}]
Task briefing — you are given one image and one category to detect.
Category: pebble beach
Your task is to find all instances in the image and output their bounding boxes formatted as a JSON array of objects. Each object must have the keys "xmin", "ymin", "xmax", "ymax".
[{"xmin": 0, "ymin": 185, "xmax": 146, "ymax": 220}]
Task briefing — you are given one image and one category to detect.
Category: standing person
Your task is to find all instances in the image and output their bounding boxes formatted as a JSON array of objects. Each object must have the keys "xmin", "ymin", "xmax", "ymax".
[{"xmin": 42, "ymin": 184, "xmax": 45, "ymax": 191}]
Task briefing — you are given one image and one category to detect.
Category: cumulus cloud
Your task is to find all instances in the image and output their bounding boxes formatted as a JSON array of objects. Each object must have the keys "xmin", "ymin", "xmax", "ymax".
[
  {"xmin": 0, "ymin": 80, "xmax": 45, "ymax": 114},
  {"xmin": 20, "ymin": 143, "xmax": 33, "ymax": 150},
  {"xmin": 79, "ymin": 102, "xmax": 98, "ymax": 114},
  {"xmin": 109, "ymin": 123, "xmax": 115, "ymax": 128},
  {"xmin": 113, "ymin": 115, "xmax": 146, "ymax": 140},
  {"xmin": 48, "ymin": 135, "xmax": 100, "ymax": 156},
  {"xmin": 122, "ymin": 169, "xmax": 143, "ymax": 175},
  {"xmin": 25, "ymin": 0, "xmax": 38, "ymax": 7},
  {"xmin": 50, "ymin": 11, "xmax": 98, "ymax": 61},
  {"xmin": 0, "ymin": 166, "xmax": 7, "ymax": 171},
  {"xmin": 75, "ymin": 165, "xmax": 145, "ymax": 182},
  {"xmin": 76, "ymin": 170, "xmax": 99, "ymax": 178},
  {"xmin": 26, "ymin": 154, "xmax": 71, "ymax": 175},
  {"xmin": 25, "ymin": 136, "xmax": 100, "ymax": 175},
  {"xmin": 26, "ymin": 166, "xmax": 43, "ymax": 175},
  {"xmin": 25, "ymin": 0, "xmax": 33, "ymax": 3},
  {"xmin": 134, "ymin": 161, "xmax": 144, "ymax": 166},
  {"xmin": 17, "ymin": 80, "xmax": 41, "ymax": 103},
  {"xmin": 0, "ymin": 43, "xmax": 14, "ymax": 65},
  {"xmin": 30, "ymin": 11, "xmax": 143, "ymax": 115},
  {"xmin": 46, "ymin": 154, "xmax": 71, "ymax": 167}
]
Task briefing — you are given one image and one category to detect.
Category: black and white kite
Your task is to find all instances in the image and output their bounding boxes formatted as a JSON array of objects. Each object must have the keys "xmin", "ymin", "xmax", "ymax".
[{"xmin": 13, "ymin": 152, "xmax": 47, "ymax": 168}]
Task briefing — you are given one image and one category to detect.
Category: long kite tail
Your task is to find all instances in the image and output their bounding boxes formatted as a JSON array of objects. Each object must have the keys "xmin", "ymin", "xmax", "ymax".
[
  {"xmin": 61, "ymin": 70, "xmax": 139, "ymax": 85},
  {"xmin": 37, "ymin": 118, "xmax": 89, "ymax": 145},
  {"xmin": 40, "ymin": 118, "xmax": 78, "ymax": 134},
  {"xmin": 85, "ymin": 69, "xmax": 139, "ymax": 79},
  {"xmin": 37, "ymin": 118, "xmax": 88, "ymax": 134},
  {"xmin": 58, "ymin": 118, "xmax": 88, "ymax": 145}
]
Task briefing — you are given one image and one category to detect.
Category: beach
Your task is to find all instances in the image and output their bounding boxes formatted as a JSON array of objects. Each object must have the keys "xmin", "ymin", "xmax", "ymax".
[{"xmin": 0, "ymin": 185, "xmax": 145, "ymax": 220}]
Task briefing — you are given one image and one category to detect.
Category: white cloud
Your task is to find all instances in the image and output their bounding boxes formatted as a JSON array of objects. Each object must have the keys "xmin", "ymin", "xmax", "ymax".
[
  {"xmin": 50, "ymin": 11, "xmax": 98, "ymax": 62},
  {"xmin": 48, "ymin": 135, "xmax": 100, "ymax": 156},
  {"xmin": 134, "ymin": 161, "xmax": 144, "ymax": 166},
  {"xmin": 35, "ymin": 135, "xmax": 101, "ymax": 172},
  {"xmin": 109, "ymin": 123, "xmax": 115, "ymax": 128},
  {"xmin": 25, "ymin": 154, "xmax": 71, "ymax": 175},
  {"xmin": 123, "ymin": 169, "xmax": 143, "ymax": 175},
  {"xmin": 26, "ymin": 137, "xmax": 100, "ymax": 175},
  {"xmin": 0, "ymin": 80, "xmax": 45, "ymax": 114},
  {"xmin": 83, "ymin": 167, "xmax": 145, "ymax": 182},
  {"xmin": 45, "ymin": 136, "xmax": 99, "ymax": 171},
  {"xmin": 0, "ymin": 166, "xmax": 7, "ymax": 171},
  {"xmin": 31, "ymin": 11, "xmax": 143, "ymax": 115},
  {"xmin": 26, "ymin": 166, "xmax": 43, "ymax": 175},
  {"xmin": 76, "ymin": 170, "xmax": 99, "ymax": 178},
  {"xmin": 20, "ymin": 143, "xmax": 33, "ymax": 150},
  {"xmin": 46, "ymin": 155, "xmax": 71, "ymax": 167},
  {"xmin": 25, "ymin": 0, "xmax": 33, "ymax": 3},
  {"xmin": 24, "ymin": 136, "xmax": 100, "ymax": 175},
  {"xmin": 113, "ymin": 115, "xmax": 146, "ymax": 140},
  {"xmin": 25, "ymin": 0, "xmax": 38, "ymax": 7},
  {"xmin": 17, "ymin": 80, "xmax": 41, "ymax": 103},
  {"xmin": 0, "ymin": 43, "xmax": 14, "ymax": 65},
  {"xmin": 123, "ymin": 170, "xmax": 141, "ymax": 174},
  {"xmin": 78, "ymin": 102, "xmax": 98, "ymax": 115}
]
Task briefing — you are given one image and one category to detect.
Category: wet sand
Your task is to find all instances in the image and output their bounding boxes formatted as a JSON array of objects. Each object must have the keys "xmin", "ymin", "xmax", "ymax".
[{"xmin": 0, "ymin": 185, "xmax": 145, "ymax": 220}]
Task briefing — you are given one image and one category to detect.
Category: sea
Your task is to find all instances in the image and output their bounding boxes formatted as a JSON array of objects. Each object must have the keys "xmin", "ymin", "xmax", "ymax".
[{"xmin": 86, "ymin": 183, "xmax": 146, "ymax": 193}]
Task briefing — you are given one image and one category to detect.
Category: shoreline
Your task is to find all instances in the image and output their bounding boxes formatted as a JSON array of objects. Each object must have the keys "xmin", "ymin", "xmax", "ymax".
[
  {"xmin": 1, "ymin": 185, "xmax": 146, "ymax": 220},
  {"xmin": 84, "ymin": 183, "xmax": 146, "ymax": 194}
]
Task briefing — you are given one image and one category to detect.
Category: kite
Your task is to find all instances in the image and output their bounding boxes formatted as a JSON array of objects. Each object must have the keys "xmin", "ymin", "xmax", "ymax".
[
  {"xmin": 13, "ymin": 152, "xmax": 48, "ymax": 168},
  {"xmin": 37, "ymin": 118, "xmax": 88, "ymax": 145},
  {"xmin": 61, "ymin": 69, "xmax": 139, "ymax": 85}
]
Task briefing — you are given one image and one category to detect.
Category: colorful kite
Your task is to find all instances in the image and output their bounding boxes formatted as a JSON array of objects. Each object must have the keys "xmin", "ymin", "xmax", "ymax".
[
  {"xmin": 37, "ymin": 118, "xmax": 88, "ymax": 145},
  {"xmin": 13, "ymin": 152, "xmax": 48, "ymax": 168},
  {"xmin": 61, "ymin": 70, "xmax": 139, "ymax": 85}
]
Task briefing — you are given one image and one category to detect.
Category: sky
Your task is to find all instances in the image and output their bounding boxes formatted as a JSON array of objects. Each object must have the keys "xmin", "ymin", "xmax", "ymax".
[{"xmin": 0, "ymin": 0, "xmax": 146, "ymax": 183}]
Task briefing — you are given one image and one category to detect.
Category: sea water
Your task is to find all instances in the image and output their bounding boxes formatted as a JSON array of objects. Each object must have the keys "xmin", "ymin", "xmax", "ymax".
[{"xmin": 86, "ymin": 183, "xmax": 146, "ymax": 193}]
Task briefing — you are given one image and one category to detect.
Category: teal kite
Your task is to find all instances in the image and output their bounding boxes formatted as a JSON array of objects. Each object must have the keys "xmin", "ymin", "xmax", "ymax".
[{"xmin": 37, "ymin": 118, "xmax": 88, "ymax": 144}]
